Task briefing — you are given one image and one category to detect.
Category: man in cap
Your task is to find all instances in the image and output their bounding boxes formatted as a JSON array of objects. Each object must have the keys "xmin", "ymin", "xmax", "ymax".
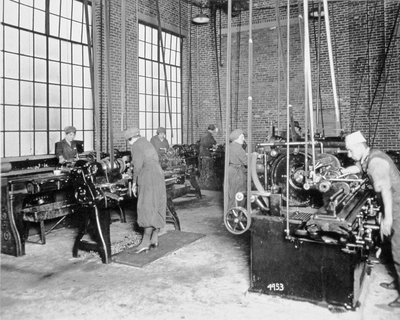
[
  {"xmin": 226, "ymin": 129, "xmax": 247, "ymax": 209},
  {"xmin": 55, "ymin": 126, "xmax": 79, "ymax": 164},
  {"xmin": 150, "ymin": 127, "xmax": 170, "ymax": 157},
  {"xmin": 342, "ymin": 131, "xmax": 400, "ymax": 308},
  {"xmin": 125, "ymin": 128, "xmax": 166, "ymax": 254}
]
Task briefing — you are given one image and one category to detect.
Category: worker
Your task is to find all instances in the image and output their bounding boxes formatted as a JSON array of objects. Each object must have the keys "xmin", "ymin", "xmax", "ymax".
[
  {"xmin": 226, "ymin": 129, "xmax": 247, "ymax": 209},
  {"xmin": 150, "ymin": 127, "xmax": 170, "ymax": 157},
  {"xmin": 125, "ymin": 128, "xmax": 167, "ymax": 254},
  {"xmin": 342, "ymin": 131, "xmax": 400, "ymax": 308},
  {"xmin": 55, "ymin": 126, "xmax": 79, "ymax": 164},
  {"xmin": 198, "ymin": 124, "xmax": 219, "ymax": 189}
]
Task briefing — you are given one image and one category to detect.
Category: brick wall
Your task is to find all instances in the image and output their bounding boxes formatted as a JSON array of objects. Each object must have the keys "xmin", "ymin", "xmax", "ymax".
[{"xmin": 95, "ymin": 0, "xmax": 399, "ymax": 153}]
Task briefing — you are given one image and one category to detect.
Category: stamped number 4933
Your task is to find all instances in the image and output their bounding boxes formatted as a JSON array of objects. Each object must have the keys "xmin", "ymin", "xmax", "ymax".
[{"xmin": 267, "ymin": 283, "xmax": 284, "ymax": 291}]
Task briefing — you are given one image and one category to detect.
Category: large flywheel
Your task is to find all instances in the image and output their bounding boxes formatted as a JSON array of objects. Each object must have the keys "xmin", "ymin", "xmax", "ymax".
[{"xmin": 224, "ymin": 207, "xmax": 251, "ymax": 235}]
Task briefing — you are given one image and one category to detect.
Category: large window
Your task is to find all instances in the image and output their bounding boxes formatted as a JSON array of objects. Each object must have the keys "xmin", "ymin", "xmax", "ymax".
[
  {"xmin": 138, "ymin": 23, "xmax": 182, "ymax": 145},
  {"xmin": 0, "ymin": 0, "xmax": 93, "ymax": 158}
]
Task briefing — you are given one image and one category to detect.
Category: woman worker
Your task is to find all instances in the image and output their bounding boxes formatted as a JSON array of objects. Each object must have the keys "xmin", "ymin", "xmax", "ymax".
[
  {"xmin": 125, "ymin": 128, "xmax": 167, "ymax": 254},
  {"xmin": 226, "ymin": 129, "xmax": 247, "ymax": 209}
]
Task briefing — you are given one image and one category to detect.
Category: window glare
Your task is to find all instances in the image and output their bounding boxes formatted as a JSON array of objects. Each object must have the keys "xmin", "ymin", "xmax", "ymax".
[
  {"xmin": 138, "ymin": 23, "xmax": 182, "ymax": 145},
  {"xmin": 1, "ymin": 0, "xmax": 93, "ymax": 157}
]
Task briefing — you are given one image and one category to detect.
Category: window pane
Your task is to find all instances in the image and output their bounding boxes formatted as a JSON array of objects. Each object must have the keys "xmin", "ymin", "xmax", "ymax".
[
  {"xmin": 83, "ymin": 131, "xmax": 93, "ymax": 151},
  {"xmin": 35, "ymin": 131, "xmax": 47, "ymax": 154},
  {"xmin": 72, "ymin": 0, "xmax": 83, "ymax": 21},
  {"xmin": 73, "ymin": 65, "xmax": 82, "ymax": 86},
  {"xmin": 61, "ymin": 41, "xmax": 72, "ymax": 62},
  {"xmin": 60, "ymin": 17, "xmax": 71, "ymax": 40},
  {"xmin": 73, "ymin": 87, "xmax": 83, "ymax": 108},
  {"xmin": 49, "ymin": 38, "xmax": 60, "ymax": 61},
  {"xmin": 49, "ymin": 131, "xmax": 61, "ymax": 153},
  {"xmin": 50, "ymin": 14, "xmax": 60, "ymax": 37},
  {"xmin": 61, "ymin": 86, "xmax": 72, "ymax": 107},
  {"xmin": 139, "ymin": 95, "xmax": 145, "ymax": 112},
  {"xmin": 20, "ymin": 4, "xmax": 33, "ymax": 30},
  {"xmin": 35, "ymin": 58, "xmax": 47, "ymax": 82},
  {"xmin": 5, "ymin": 133, "xmax": 19, "ymax": 157},
  {"xmin": 34, "ymin": 9, "xmax": 46, "ymax": 33},
  {"xmin": 84, "ymin": 110, "xmax": 93, "ymax": 130},
  {"xmin": 71, "ymin": 21, "xmax": 82, "ymax": 42},
  {"xmin": 49, "ymin": 84, "xmax": 61, "ymax": 106},
  {"xmin": 73, "ymin": 44, "xmax": 82, "ymax": 65},
  {"xmin": 139, "ymin": 24, "xmax": 145, "ymax": 41},
  {"xmin": 35, "ymin": 108, "xmax": 47, "ymax": 130},
  {"xmin": 49, "ymin": 108, "xmax": 61, "ymax": 130},
  {"xmin": 5, "ymin": 27, "xmax": 19, "ymax": 53},
  {"xmin": 21, "ymin": 132, "xmax": 34, "ymax": 156},
  {"xmin": 50, "ymin": 0, "xmax": 61, "ymax": 15},
  {"xmin": 73, "ymin": 109, "xmax": 83, "ymax": 128},
  {"xmin": 49, "ymin": 61, "xmax": 61, "ymax": 83},
  {"xmin": 36, "ymin": 0, "xmax": 46, "ymax": 10},
  {"xmin": 139, "ymin": 59, "xmax": 145, "ymax": 76},
  {"xmin": 83, "ymin": 67, "xmax": 91, "ymax": 87},
  {"xmin": 4, "ymin": 106, "xmax": 19, "ymax": 130},
  {"xmin": 61, "ymin": 63, "xmax": 72, "ymax": 85},
  {"xmin": 20, "ymin": 81, "xmax": 34, "ymax": 105},
  {"xmin": 35, "ymin": 34, "xmax": 47, "ymax": 58},
  {"xmin": 61, "ymin": 0, "xmax": 72, "ymax": 19},
  {"xmin": 5, "ymin": 79, "xmax": 19, "ymax": 105},
  {"xmin": 4, "ymin": 0, "xmax": 19, "ymax": 26},
  {"xmin": 21, "ymin": 107, "xmax": 34, "ymax": 130},
  {"xmin": 20, "ymin": 31, "xmax": 34, "ymax": 56},
  {"xmin": 35, "ymin": 83, "xmax": 47, "ymax": 106},
  {"xmin": 5, "ymin": 53, "xmax": 19, "ymax": 79},
  {"xmin": 83, "ymin": 88, "xmax": 92, "ymax": 108},
  {"xmin": 61, "ymin": 108, "xmax": 72, "ymax": 128}
]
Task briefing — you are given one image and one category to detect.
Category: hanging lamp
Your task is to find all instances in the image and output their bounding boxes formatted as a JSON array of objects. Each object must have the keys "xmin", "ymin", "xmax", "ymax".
[{"xmin": 192, "ymin": 7, "xmax": 210, "ymax": 24}]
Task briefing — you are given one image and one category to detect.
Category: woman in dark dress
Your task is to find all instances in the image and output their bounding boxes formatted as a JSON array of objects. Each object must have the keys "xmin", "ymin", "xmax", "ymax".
[
  {"xmin": 226, "ymin": 129, "xmax": 247, "ymax": 209},
  {"xmin": 125, "ymin": 128, "xmax": 166, "ymax": 253}
]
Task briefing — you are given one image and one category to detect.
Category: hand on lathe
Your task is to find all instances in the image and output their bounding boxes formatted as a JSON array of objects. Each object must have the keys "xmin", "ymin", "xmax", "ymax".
[
  {"xmin": 380, "ymin": 216, "xmax": 392, "ymax": 239},
  {"xmin": 132, "ymin": 183, "xmax": 137, "ymax": 197}
]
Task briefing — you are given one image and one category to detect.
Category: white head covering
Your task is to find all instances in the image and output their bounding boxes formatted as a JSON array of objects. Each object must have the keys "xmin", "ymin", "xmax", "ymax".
[{"xmin": 345, "ymin": 131, "xmax": 366, "ymax": 148}]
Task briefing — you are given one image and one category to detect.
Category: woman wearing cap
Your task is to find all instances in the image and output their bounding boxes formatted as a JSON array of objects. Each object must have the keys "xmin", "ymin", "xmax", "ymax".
[
  {"xmin": 150, "ymin": 127, "xmax": 170, "ymax": 157},
  {"xmin": 226, "ymin": 129, "xmax": 247, "ymax": 209},
  {"xmin": 55, "ymin": 126, "xmax": 79, "ymax": 164},
  {"xmin": 125, "ymin": 128, "xmax": 166, "ymax": 254}
]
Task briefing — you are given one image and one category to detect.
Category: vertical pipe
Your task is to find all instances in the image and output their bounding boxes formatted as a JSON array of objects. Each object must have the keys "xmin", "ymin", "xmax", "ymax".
[
  {"xmin": 285, "ymin": 0, "xmax": 290, "ymax": 238},
  {"xmin": 323, "ymin": 0, "xmax": 341, "ymax": 133},
  {"xmin": 120, "ymin": 0, "xmax": 126, "ymax": 132},
  {"xmin": 223, "ymin": 0, "xmax": 233, "ymax": 215},
  {"xmin": 92, "ymin": 0, "xmax": 100, "ymax": 161},
  {"xmin": 304, "ymin": 0, "xmax": 316, "ymax": 181},
  {"xmin": 247, "ymin": 0, "xmax": 253, "ymax": 217},
  {"xmin": 104, "ymin": 0, "xmax": 114, "ymax": 167}
]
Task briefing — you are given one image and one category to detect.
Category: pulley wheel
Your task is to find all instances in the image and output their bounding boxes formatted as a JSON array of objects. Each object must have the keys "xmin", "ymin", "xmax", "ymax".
[
  {"xmin": 316, "ymin": 153, "xmax": 341, "ymax": 170},
  {"xmin": 224, "ymin": 207, "xmax": 251, "ymax": 235}
]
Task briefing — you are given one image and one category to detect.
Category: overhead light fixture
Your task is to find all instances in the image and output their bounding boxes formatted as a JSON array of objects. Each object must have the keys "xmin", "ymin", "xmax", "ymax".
[
  {"xmin": 192, "ymin": 8, "xmax": 210, "ymax": 24},
  {"xmin": 309, "ymin": 8, "xmax": 325, "ymax": 19}
]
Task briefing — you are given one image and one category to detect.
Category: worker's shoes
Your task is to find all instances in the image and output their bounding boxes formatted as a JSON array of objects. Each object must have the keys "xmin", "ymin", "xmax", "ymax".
[
  {"xmin": 380, "ymin": 281, "xmax": 397, "ymax": 290},
  {"xmin": 388, "ymin": 296, "xmax": 400, "ymax": 308}
]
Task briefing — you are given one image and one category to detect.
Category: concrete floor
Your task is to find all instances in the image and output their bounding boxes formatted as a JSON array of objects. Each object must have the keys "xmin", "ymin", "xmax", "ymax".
[{"xmin": 1, "ymin": 190, "xmax": 400, "ymax": 320}]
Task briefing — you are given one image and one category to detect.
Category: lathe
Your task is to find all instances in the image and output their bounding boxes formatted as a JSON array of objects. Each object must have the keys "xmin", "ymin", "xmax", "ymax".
[
  {"xmin": 1, "ymin": 151, "xmax": 181, "ymax": 263},
  {"xmin": 223, "ymin": 138, "xmax": 382, "ymax": 310}
]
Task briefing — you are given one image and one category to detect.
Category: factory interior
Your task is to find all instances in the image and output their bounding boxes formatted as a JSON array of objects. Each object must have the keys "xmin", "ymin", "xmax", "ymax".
[{"xmin": 1, "ymin": 0, "xmax": 400, "ymax": 319}]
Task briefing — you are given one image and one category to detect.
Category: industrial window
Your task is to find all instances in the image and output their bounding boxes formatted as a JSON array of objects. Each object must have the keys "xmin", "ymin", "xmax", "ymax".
[
  {"xmin": 138, "ymin": 23, "xmax": 182, "ymax": 145},
  {"xmin": 0, "ymin": 0, "xmax": 93, "ymax": 158}
]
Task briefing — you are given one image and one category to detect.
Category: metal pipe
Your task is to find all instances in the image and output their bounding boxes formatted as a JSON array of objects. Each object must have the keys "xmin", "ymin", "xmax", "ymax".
[
  {"xmin": 120, "ymin": 0, "xmax": 126, "ymax": 132},
  {"xmin": 323, "ymin": 0, "xmax": 341, "ymax": 132},
  {"xmin": 304, "ymin": 0, "xmax": 316, "ymax": 181},
  {"xmin": 285, "ymin": 0, "xmax": 291, "ymax": 238},
  {"xmin": 104, "ymin": 0, "xmax": 114, "ymax": 168},
  {"xmin": 223, "ymin": 0, "xmax": 233, "ymax": 215},
  {"xmin": 247, "ymin": 0, "xmax": 253, "ymax": 218}
]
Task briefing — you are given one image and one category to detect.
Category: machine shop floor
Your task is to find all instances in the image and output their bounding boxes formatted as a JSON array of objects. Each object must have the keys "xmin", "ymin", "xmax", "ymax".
[{"xmin": 1, "ymin": 191, "xmax": 399, "ymax": 320}]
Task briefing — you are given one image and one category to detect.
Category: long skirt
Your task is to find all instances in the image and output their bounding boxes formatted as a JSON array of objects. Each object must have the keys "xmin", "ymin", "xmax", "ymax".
[
  {"xmin": 137, "ymin": 163, "xmax": 166, "ymax": 228},
  {"xmin": 226, "ymin": 165, "xmax": 246, "ymax": 210}
]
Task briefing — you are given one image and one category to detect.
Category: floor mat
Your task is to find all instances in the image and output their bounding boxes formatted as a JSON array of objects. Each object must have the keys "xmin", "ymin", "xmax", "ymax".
[{"xmin": 112, "ymin": 230, "xmax": 205, "ymax": 268}]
